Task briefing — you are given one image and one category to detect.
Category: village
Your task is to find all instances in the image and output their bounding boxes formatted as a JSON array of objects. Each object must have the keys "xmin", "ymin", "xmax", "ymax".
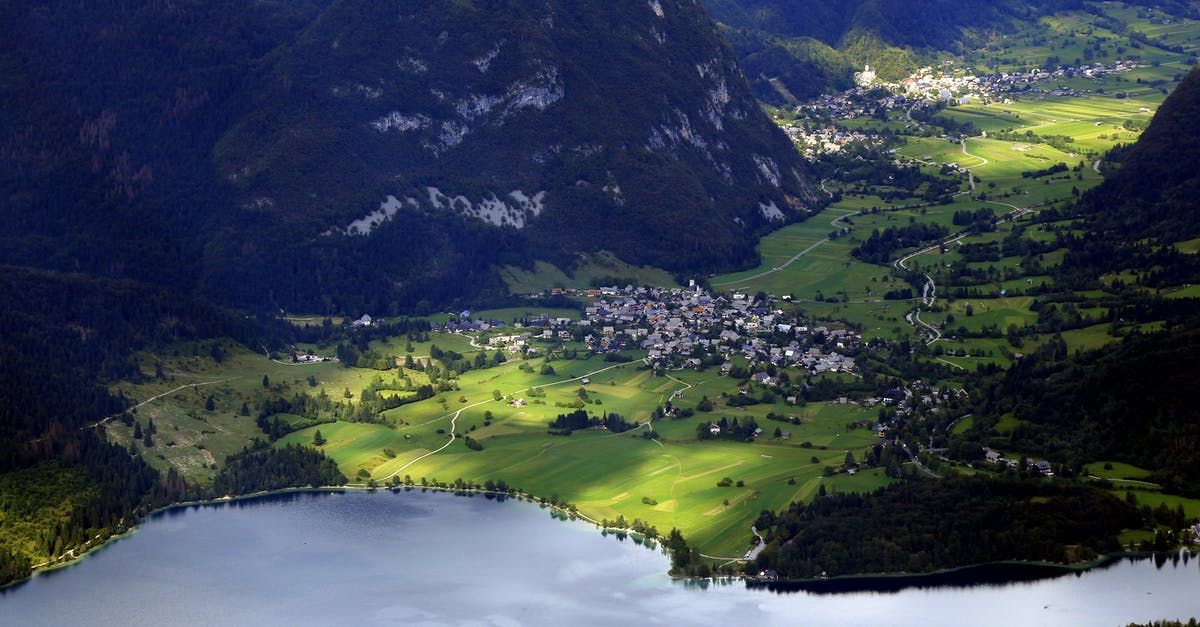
[
  {"xmin": 781, "ymin": 124, "xmax": 884, "ymax": 158},
  {"xmin": 794, "ymin": 58, "xmax": 1144, "ymax": 125},
  {"xmin": 439, "ymin": 284, "xmax": 862, "ymax": 379},
  {"xmin": 343, "ymin": 282, "xmax": 977, "ymax": 444}
]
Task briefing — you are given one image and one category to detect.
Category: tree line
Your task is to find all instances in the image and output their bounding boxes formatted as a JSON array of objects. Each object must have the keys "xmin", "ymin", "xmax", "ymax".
[{"xmin": 750, "ymin": 476, "xmax": 1141, "ymax": 578}]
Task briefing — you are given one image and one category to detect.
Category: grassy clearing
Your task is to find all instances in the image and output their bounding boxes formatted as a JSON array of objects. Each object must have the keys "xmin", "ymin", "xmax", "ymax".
[
  {"xmin": 1085, "ymin": 461, "xmax": 1155, "ymax": 480},
  {"xmin": 499, "ymin": 251, "xmax": 679, "ymax": 294},
  {"xmin": 105, "ymin": 341, "xmax": 407, "ymax": 484},
  {"xmin": 1118, "ymin": 490, "xmax": 1200, "ymax": 520},
  {"xmin": 1059, "ymin": 324, "xmax": 1118, "ymax": 352},
  {"xmin": 1174, "ymin": 237, "xmax": 1200, "ymax": 254}
]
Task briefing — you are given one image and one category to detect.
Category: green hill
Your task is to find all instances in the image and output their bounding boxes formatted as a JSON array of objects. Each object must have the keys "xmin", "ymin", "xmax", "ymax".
[{"xmin": 1080, "ymin": 66, "xmax": 1200, "ymax": 243}]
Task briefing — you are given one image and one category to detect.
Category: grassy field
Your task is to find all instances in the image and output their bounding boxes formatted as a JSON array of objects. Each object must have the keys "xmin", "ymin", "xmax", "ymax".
[
  {"xmin": 1085, "ymin": 461, "xmax": 1155, "ymax": 481},
  {"xmin": 972, "ymin": 3, "xmax": 1200, "ymax": 73},
  {"xmin": 267, "ymin": 354, "xmax": 896, "ymax": 557},
  {"xmin": 1120, "ymin": 489, "xmax": 1200, "ymax": 520},
  {"xmin": 711, "ymin": 214, "xmax": 897, "ymax": 305},
  {"xmin": 104, "ymin": 341, "xmax": 393, "ymax": 483},
  {"xmin": 499, "ymin": 251, "xmax": 679, "ymax": 294}
]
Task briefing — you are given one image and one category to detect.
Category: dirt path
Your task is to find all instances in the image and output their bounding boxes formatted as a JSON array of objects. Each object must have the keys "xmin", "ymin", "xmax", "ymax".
[
  {"xmin": 381, "ymin": 360, "xmax": 640, "ymax": 480},
  {"xmin": 712, "ymin": 209, "xmax": 860, "ymax": 288},
  {"xmin": 91, "ymin": 377, "xmax": 241, "ymax": 429}
]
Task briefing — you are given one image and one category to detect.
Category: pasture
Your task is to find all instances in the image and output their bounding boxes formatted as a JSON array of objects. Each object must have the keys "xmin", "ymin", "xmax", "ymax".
[{"xmin": 273, "ymin": 353, "xmax": 895, "ymax": 556}]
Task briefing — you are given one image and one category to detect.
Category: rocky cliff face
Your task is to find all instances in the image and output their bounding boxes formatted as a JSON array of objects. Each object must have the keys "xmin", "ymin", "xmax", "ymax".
[{"xmin": 219, "ymin": 0, "xmax": 821, "ymax": 272}]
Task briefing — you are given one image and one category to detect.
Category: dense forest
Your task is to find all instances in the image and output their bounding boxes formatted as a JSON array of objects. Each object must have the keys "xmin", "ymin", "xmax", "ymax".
[
  {"xmin": 212, "ymin": 443, "xmax": 347, "ymax": 495},
  {"xmin": 851, "ymin": 222, "xmax": 949, "ymax": 264},
  {"xmin": 548, "ymin": 409, "xmax": 635, "ymax": 435},
  {"xmin": 968, "ymin": 322, "xmax": 1200, "ymax": 494},
  {"xmin": 750, "ymin": 476, "xmax": 1141, "ymax": 578}
]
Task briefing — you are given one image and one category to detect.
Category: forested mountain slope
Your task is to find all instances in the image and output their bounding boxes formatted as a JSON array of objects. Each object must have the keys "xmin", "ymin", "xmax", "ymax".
[
  {"xmin": 1, "ymin": 1, "xmax": 820, "ymax": 313},
  {"xmin": 969, "ymin": 67, "xmax": 1200, "ymax": 491}
]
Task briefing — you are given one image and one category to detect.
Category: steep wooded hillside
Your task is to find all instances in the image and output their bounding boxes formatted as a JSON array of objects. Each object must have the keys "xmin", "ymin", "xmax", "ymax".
[{"xmin": 0, "ymin": 1, "xmax": 820, "ymax": 313}]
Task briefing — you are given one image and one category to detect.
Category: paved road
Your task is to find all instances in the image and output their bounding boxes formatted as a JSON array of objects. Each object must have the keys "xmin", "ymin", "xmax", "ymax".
[
  {"xmin": 747, "ymin": 526, "xmax": 767, "ymax": 560},
  {"xmin": 700, "ymin": 524, "xmax": 769, "ymax": 565},
  {"xmin": 893, "ymin": 206, "xmax": 1034, "ymax": 344},
  {"xmin": 1087, "ymin": 475, "xmax": 1160, "ymax": 488},
  {"xmin": 901, "ymin": 443, "xmax": 942, "ymax": 479},
  {"xmin": 712, "ymin": 237, "xmax": 830, "ymax": 287},
  {"xmin": 960, "ymin": 137, "xmax": 989, "ymax": 166}
]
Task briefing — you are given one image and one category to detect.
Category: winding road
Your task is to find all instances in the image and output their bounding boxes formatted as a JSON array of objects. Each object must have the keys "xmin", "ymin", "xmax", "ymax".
[
  {"xmin": 893, "ymin": 204, "xmax": 1035, "ymax": 345},
  {"xmin": 960, "ymin": 137, "xmax": 989, "ymax": 167},
  {"xmin": 901, "ymin": 442, "xmax": 942, "ymax": 479},
  {"xmin": 819, "ymin": 178, "xmax": 835, "ymax": 198}
]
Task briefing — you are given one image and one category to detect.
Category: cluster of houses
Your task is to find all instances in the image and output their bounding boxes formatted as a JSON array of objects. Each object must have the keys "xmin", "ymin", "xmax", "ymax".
[
  {"xmin": 439, "ymin": 286, "xmax": 864, "ymax": 376},
  {"xmin": 983, "ymin": 447, "xmax": 1054, "ymax": 476},
  {"xmin": 967, "ymin": 59, "xmax": 1143, "ymax": 101},
  {"xmin": 781, "ymin": 124, "xmax": 884, "ymax": 158},
  {"xmin": 796, "ymin": 59, "xmax": 1144, "ymax": 127},
  {"xmin": 800, "ymin": 88, "xmax": 910, "ymax": 122}
]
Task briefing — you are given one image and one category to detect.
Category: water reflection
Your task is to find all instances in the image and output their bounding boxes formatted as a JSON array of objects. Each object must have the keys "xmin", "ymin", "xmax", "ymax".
[{"xmin": 2, "ymin": 490, "xmax": 1198, "ymax": 627}]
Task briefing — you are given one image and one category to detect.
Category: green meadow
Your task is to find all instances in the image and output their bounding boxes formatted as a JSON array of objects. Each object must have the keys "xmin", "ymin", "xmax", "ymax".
[
  {"xmin": 110, "ymin": 333, "xmax": 899, "ymax": 557},
  {"xmin": 264, "ymin": 354, "xmax": 896, "ymax": 557},
  {"xmin": 499, "ymin": 251, "xmax": 679, "ymax": 294},
  {"xmin": 104, "ymin": 342, "xmax": 398, "ymax": 482},
  {"xmin": 972, "ymin": 3, "xmax": 1200, "ymax": 73}
]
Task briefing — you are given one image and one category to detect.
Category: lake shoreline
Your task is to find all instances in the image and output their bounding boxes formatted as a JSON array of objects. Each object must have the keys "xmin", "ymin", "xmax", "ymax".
[
  {"xmin": 741, "ymin": 555, "xmax": 1152, "ymax": 590},
  {"xmin": 13, "ymin": 483, "xmax": 1185, "ymax": 593},
  {"xmin": 11, "ymin": 483, "xmax": 610, "ymax": 588}
]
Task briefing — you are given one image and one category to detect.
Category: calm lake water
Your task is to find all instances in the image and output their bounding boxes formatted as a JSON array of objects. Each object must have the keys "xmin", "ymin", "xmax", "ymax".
[{"xmin": 2, "ymin": 489, "xmax": 1198, "ymax": 626}]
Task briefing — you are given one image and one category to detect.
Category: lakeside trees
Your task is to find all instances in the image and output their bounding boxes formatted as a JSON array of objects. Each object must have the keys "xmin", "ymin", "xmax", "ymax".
[
  {"xmin": 212, "ymin": 443, "xmax": 347, "ymax": 495},
  {"xmin": 751, "ymin": 476, "xmax": 1140, "ymax": 578}
]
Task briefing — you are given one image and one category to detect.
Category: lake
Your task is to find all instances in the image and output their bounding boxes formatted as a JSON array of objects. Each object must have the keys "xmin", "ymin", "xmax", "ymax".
[{"xmin": 2, "ymin": 489, "xmax": 1197, "ymax": 626}]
